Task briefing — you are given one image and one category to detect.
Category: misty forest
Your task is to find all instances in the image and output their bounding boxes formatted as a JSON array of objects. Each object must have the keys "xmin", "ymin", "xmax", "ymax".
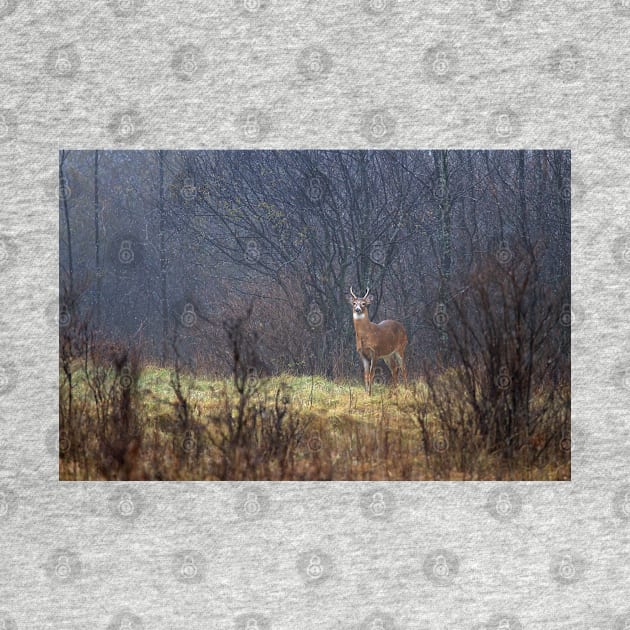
[{"xmin": 58, "ymin": 149, "xmax": 571, "ymax": 481}]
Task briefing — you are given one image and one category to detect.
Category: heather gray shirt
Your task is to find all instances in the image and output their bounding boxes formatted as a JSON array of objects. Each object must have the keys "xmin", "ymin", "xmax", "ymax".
[{"xmin": 0, "ymin": 1, "xmax": 629, "ymax": 628}]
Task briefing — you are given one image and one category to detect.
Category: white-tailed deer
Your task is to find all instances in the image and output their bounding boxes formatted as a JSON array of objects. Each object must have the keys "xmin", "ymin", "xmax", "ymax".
[{"xmin": 348, "ymin": 287, "xmax": 408, "ymax": 395}]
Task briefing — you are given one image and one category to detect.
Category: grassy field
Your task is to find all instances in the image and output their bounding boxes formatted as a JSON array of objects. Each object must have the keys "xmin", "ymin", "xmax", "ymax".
[{"xmin": 59, "ymin": 364, "xmax": 570, "ymax": 481}]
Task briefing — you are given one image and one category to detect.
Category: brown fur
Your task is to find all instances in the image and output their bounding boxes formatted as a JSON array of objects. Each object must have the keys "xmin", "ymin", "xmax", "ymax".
[{"xmin": 349, "ymin": 289, "xmax": 408, "ymax": 395}]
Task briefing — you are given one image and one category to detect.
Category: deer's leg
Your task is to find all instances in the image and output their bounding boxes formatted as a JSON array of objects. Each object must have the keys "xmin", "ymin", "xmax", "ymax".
[
  {"xmin": 368, "ymin": 356, "xmax": 375, "ymax": 396},
  {"xmin": 385, "ymin": 356, "xmax": 398, "ymax": 387},
  {"xmin": 361, "ymin": 355, "xmax": 370, "ymax": 393}
]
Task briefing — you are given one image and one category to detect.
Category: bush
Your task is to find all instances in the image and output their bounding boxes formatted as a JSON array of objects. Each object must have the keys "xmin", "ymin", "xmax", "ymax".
[{"xmin": 410, "ymin": 242, "xmax": 570, "ymax": 479}]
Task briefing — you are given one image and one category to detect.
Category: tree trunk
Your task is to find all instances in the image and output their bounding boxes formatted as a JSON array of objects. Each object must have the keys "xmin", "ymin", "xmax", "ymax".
[
  {"xmin": 94, "ymin": 150, "xmax": 101, "ymax": 329},
  {"xmin": 158, "ymin": 150, "xmax": 168, "ymax": 365},
  {"xmin": 60, "ymin": 150, "xmax": 73, "ymax": 296},
  {"xmin": 433, "ymin": 150, "xmax": 451, "ymax": 351}
]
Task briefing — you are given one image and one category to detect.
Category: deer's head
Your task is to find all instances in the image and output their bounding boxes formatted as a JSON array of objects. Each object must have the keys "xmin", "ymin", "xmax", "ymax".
[{"xmin": 348, "ymin": 287, "xmax": 373, "ymax": 317}]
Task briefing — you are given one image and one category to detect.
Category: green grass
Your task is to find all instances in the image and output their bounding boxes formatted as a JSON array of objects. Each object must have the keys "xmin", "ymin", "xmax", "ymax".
[
  {"xmin": 135, "ymin": 367, "xmax": 418, "ymax": 429},
  {"xmin": 60, "ymin": 364, "xmax": 570, "ymax": 481}
]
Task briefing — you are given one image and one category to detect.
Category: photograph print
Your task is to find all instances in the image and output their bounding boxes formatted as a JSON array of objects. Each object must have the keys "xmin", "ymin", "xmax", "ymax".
[{"xmin": 58, "ymin": 149, "xmax": 571, "ymax": 481}]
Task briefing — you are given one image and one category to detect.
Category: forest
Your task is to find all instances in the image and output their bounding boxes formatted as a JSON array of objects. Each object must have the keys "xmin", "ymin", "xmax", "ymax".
[{"xmin": 58, "ymin": 149, "xmax": 571, "ymax": 481}]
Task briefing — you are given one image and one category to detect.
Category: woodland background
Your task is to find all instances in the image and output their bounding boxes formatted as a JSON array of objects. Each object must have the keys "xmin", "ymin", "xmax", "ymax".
[{"xmin": 59, "ymin": 149, "xmax": 571, "ymax": 378}]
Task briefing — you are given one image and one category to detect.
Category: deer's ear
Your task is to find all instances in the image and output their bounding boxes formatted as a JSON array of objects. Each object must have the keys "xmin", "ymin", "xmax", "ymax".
[{"xmin": 365, "ymin": 294, "xmax": 374, "ymax": 304}]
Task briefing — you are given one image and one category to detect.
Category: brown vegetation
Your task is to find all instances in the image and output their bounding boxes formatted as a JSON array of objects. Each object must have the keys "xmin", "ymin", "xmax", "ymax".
[{"xmin": 59, "ymin": 251, "xmax": 570, "ymax": 481}]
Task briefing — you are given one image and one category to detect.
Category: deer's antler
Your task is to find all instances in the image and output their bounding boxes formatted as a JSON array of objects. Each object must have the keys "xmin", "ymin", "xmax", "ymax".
[
  {"xmin": 363, "ymin": 287, "xmax": 370, "ymax": 300},
  {"xmin": 349, "ymin": 286, "xmax": 358, "ymax": 299}
]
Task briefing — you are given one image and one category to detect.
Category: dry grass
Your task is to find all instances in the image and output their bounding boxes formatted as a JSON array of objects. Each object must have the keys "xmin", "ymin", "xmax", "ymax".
[{"xmin": 59, "ymin": 365, "xmax": 570, "ymax": 481}]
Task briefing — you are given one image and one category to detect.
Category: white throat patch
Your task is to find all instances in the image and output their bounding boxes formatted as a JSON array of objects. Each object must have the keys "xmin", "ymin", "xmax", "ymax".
[{"xmin": 353, "ymin": 312, "xmax": 366, "ymax": 320}]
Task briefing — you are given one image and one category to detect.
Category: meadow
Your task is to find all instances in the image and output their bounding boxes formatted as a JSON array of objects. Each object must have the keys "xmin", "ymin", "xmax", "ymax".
[
  {"xmin": 59, "ymin": 359, "xmax": 570, "ymax": 481},
  {"xmin": 58, "ymin": 150, "xmax": 571, "ymax": 481}
]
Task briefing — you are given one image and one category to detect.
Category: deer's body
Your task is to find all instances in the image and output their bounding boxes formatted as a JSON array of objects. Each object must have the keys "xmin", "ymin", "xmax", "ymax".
[{"xmin": 349, "ymin": 288, "xmax": 408, "ymax": 395}]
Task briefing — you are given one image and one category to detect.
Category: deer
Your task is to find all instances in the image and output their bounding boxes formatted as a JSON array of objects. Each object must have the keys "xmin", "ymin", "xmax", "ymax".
[{"xmin": 348, "ymin": 287, "xmax": 408, "ymax": 395}]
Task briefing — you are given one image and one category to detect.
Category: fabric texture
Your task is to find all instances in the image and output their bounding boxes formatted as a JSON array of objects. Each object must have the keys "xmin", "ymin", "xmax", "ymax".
[{"xmin": 0, "ymin": 0, "xmax": 629, "ymax": 627}]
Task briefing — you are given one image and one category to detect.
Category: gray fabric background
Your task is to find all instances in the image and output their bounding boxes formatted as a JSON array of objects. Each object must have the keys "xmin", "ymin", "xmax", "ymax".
[{"xmin": 0, "ymin": 0, "xmax": 629, "ymax": 627}]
